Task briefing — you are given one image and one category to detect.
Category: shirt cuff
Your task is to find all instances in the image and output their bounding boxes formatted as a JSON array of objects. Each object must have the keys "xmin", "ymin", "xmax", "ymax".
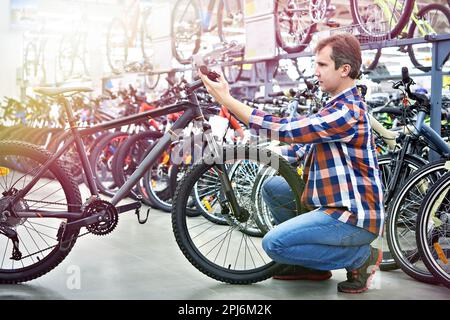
[{"xmin": 248, "ymin": 109, "xmax": 267, "ymax": 132}]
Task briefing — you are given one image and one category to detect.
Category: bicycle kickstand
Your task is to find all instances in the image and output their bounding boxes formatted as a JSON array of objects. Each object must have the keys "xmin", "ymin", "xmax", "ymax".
[{"xmin": 135, "ymin": 206, "xmax": 150, "ymax": 224}]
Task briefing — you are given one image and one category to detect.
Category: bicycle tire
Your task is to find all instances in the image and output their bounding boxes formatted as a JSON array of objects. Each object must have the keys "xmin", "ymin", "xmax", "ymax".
[
  {"xmin": 89, "ymin": 131, "xmax": 129, "ymax": 197},
  {"xmin": 217, "ymin": 0, "xmax": 245, "ymax": 44},
  {"xmin": 386, "ymin": 159, "xmax": 448, "ymax": 284},
  {"xmin": 192, "ymin": 161, "xmax": 266, "ymax": 236},
  {"xmin": 365, "ymin": 48, "xmax": 382, "ymax": 71},
  {"xmin": 106, "ymin": 18, "xmax": 128, "ymax": 74},
  {"xmin": 416, "ymin": 171, "xmax": 450, "ymax": 288},
  {"xmin": 57, "ymin": 35, "xmax": 75, "ymax": 81},
  {"xmin": 172, "ymin": 145, "xmax": 304, "ymax": 284},
  {"xmin": 113, "ymin": 130, "xmax": 163, "ymax": 206},
  {"xmin": 407, "ymin": 3, "xmax": 450, "ymax": 72},
  {"xmin": 0, "ymin": 141, "xmax": 81, "ymax": 283},
  {"xmin": 350, "ymin": 0, "xmax": 414, "ymax": 40},
  {"xmin": 378, "ymin": 153, "xmax": 427, "ymax": 271},
  {"xmin": 171, "ymin": 0, "xmax": 202, "ymax": 65},
  {"xmin": 24, "ymin": 42, "xmax": 38, "ymax": 81},
  {"xmin": 140, "ymin": 9, "xmax": 154, "ymax": 64},
  {"xmin": 274, "ymin": 0, "xmax": 316, "ymax": 54},
  {"xmin": 142, "ymin": 141, "xmax": 200, "ymax": 216}
]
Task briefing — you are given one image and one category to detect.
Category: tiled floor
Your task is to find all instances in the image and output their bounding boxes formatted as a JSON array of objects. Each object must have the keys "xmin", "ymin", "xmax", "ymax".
[{"xmin": 1, "ymin": 205, "xmax": 448, "ymax": 300}]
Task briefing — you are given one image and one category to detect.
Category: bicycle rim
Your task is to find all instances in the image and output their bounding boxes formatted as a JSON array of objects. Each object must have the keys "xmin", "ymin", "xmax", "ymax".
[{"xmin": 172, "ymin": 146, "xmax": 303, "ymax": 284}]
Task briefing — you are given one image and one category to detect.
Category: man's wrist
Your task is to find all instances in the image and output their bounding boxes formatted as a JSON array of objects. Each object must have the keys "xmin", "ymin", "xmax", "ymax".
[{"xmin": 220, "ymin": 94, "xmax": 235, "ymax": 108}]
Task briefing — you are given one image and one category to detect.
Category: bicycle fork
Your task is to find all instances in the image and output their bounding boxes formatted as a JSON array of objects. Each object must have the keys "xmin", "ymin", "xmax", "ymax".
[{"xmin": 203, "ymin": 126, "xmax": 249, "ymax": 223}]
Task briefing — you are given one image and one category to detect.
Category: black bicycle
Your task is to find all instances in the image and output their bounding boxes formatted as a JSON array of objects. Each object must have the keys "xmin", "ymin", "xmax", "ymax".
[{"xmin": 0, "ymin": 51, "xmax": 268, "ymax": 283}]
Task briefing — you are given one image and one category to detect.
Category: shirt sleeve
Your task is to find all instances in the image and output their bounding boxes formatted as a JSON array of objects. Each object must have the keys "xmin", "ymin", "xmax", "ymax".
[{"xmin": 248, "ymin": 102, "xmax": 358, "ymax": 144}]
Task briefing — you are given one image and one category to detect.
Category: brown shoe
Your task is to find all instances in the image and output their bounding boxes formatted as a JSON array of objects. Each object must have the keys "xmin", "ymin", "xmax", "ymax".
[
  {"xmin": 273, "ymin": 265, "xmax": 332, "ymax": 281},
  {"xmin": 337, "ymin": 246, "xmax": 382, "ymax": 293}
]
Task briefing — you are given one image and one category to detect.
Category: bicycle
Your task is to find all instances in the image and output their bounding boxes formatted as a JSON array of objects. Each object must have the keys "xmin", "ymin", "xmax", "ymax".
[
  {"xmin": 106, "ymin": 0, "xmax": 159, "ymax": 88},
  {"xmin": 350, "ymin": 0, "xmax": 415, "ymax": 40},
  {"xmin": 23, "ymin": 24, "xmax": 48, "ymax": 85},
  {"xmin": 385, "ymin": 67, "xmax": 450, "ymax": 283},
  {"xmin": 416, "ymin": 169, "xmax": 450, "ymax": 288},
  {"xmin": 406, "ymin": 2, "xmax": 450, "ymax": 72},
  {"xmin": 57, "ymin": 17, "xmax": 90, "ymax": 82},
  {"xmin": 171, "ymin": 0, "xmax": 244, "ymax": 64},
  {"xmin": 0, "ymin": 43, "xmax": 277, "ymax": 283},
  {"xmin": 351, "ymin": 0, "xmax": 450, "ymax": 71}
]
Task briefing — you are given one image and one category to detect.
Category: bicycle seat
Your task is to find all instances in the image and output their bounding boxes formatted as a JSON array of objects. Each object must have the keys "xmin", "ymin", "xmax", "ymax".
[{"xmin": 33, "ymin": 86, "xmax": 93, "ymax": 96}]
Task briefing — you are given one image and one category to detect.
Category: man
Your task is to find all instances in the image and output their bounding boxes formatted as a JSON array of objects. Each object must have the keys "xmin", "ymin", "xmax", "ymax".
[{"xmin": 200, "ymin": 33, "xmax": 384, "ymax": 294}]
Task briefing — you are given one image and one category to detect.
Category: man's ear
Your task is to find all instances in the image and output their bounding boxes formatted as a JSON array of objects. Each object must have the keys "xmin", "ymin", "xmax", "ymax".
[{"xmin": 341, "ymin": 64, "xmax": 351, "ymax": 77}]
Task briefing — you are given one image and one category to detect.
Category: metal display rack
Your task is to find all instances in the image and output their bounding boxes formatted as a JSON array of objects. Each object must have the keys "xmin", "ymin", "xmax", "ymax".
[
  {"xmin": 104, "ymin": 32, "xmax": 449, "ymax": 142},
  {"xmin": 235, "ymin": 34, "xmax": 450, "ymax": 135}
]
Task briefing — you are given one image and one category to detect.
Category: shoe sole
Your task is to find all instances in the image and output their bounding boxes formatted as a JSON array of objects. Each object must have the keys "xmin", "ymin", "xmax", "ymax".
[
  {"xmin": 273, "ymin": 273, "xmax": 332, "ymax": 281},
  {"xmin": 338, "ymin": 248, "xmax": 383, "ymax": 294}
]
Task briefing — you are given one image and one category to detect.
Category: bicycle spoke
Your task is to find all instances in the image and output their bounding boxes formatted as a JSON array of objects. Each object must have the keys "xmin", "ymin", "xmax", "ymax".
[
  {"xmin": 1, "ymin": 239, "xmax": 9, "ymax": 269},
  {"xmin": 17, "ymin": 233, "xmax": 35, "ymax": 265},
  {"xmin": 23, "ymin": 222, "xmax": 47, "ymax": 259}
]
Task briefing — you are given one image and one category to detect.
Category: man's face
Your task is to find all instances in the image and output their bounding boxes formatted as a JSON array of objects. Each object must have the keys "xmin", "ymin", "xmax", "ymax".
[{"xmin": 314, "ymin": 45, "xmax": 344, "ymax": 95}]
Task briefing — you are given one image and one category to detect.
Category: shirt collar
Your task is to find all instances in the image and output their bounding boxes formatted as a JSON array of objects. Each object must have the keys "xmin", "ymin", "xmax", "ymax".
[{"xmin": 325, "ymin": 86, "xmax": 360, "ymax": 108}]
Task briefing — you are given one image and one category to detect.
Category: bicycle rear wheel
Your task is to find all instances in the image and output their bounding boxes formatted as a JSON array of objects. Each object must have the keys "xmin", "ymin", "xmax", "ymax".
[
  {"xmin": 172, "ymin": 146, "xmax": 304, "ymax": 284},
  {"xmin": 0, "ymin": 141, "xmax": 82, "ymax": 283}
]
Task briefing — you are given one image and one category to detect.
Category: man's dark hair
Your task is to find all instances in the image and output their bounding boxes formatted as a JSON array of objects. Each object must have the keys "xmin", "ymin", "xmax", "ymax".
[{"xmin": 314, "ymin": 33, "xmax": 362, "ymax": 79}]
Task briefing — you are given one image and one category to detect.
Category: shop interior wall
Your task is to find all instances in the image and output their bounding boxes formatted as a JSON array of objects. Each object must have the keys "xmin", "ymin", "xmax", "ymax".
[{"xmin": 0, "ymin": 1, "xmax": 22, "ymax": 99}]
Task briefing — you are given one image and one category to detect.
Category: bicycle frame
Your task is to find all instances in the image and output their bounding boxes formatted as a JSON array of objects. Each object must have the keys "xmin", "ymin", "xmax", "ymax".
[
  {"xmin": 376, "ymin": 0, "xmax": 436, "ymax": 36},
  {"xmin": 384, "ymin": 110, "xmax": 450, "ymax": 203},
  {"xmin": 11, "ymin": 94, "xmax": 208, "ymax": 219},
  {"xmin": 410, "ymin": 3, "xmax": 436, "ymax": 36},
  {"xmin": 374, "ymin": 0, "xmax": 410, "ymax": 33}
]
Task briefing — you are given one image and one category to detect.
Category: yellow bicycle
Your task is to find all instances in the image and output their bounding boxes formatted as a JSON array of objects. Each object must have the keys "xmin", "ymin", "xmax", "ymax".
[{"xmin": 351, "ymin": 0, "xmax": 449, "ymax": 71}]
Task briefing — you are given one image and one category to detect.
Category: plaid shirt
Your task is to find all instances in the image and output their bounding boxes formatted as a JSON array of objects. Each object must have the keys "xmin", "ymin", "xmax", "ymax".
[{"xmin": 249, "ymin": 86, "xmax": 384, "ymax": 235}]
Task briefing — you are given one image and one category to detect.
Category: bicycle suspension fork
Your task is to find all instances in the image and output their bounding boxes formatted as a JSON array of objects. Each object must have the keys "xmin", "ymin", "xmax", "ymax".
[{"xmin": 202, "ymin": 122, "xmax": 248, "ymax": 222}]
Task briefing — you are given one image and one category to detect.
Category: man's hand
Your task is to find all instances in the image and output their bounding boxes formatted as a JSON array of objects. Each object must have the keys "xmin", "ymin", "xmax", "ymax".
[
  {"xmin": 198, "ymin": 68, "xmax": 253, "ymax": 125},
  {"xmin": 199, "ymin": 69, "xmax": 232, "ymax": 106}
]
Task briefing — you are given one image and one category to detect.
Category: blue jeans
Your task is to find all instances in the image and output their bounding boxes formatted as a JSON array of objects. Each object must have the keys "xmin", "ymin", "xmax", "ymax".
[{"xmin": 261, "ymin": 176, "xmax": 377, "ymax": 271}]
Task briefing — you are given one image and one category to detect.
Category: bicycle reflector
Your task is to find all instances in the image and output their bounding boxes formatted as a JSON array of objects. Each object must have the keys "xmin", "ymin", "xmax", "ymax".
[{"xmin": 0, "ymin": 167, "xmax": 10, "ymax": 176}]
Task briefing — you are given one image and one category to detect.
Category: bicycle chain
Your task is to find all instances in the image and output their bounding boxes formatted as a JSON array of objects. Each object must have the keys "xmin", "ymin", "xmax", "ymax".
[
  {"xmin": 10, "ymin": 199, "xmax": 85, "ymax": 261},
  {"xmin": 24, "ymin": 198, "xmax": 80, "ymax": 207}
]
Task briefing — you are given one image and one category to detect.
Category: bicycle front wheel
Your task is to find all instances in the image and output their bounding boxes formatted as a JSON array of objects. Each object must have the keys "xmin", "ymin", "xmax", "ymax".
[
  {"xmin": 172, "ymin": 146, "xmax": 304, "ymax": 284},
  {"xmin": 416, "ymin": 171, "xmax": 450, "ymax": 288},
  {"xmin": 386, "ymin": 160, "xmax": 447, "ymax": 284}
]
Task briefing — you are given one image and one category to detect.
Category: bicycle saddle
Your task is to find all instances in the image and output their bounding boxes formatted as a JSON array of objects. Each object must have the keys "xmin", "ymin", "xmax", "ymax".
[{"xmin": 33, "ymin": 86, "xmax": 93, "ymax": 96}]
